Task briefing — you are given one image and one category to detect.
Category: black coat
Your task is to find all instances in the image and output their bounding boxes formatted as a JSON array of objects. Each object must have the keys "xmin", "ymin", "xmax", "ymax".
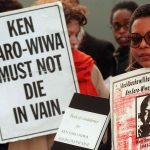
[
  {"xmin": 78, "ymin": 32, "xmax": 115, "ymax": 80},
  {"xmin": 0, "ymin": 144, "xmax": 8, "ymax": 150},
  {"xmin": 114, "ymin": 46, "xmax": 130, "ymax": 75}
]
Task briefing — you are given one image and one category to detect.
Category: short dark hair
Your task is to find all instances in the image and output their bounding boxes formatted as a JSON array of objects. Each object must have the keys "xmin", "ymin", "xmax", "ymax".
[
  {"xmin": 110, "ymin": 1, "xmax": 138, "ymax": 24},
  {"xmin": 129, "ymin": 4, "xmax": 150, "ymax": 33},
  {"xmin": 0, "ymin": 0, "xmax": 23, "ymax": 13}
]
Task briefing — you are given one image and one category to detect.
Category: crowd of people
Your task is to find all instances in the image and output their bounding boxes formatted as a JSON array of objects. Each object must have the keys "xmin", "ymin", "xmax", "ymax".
[{"xmin": 0, "ymin": 0, "xmax": 150, "ymax": 150}]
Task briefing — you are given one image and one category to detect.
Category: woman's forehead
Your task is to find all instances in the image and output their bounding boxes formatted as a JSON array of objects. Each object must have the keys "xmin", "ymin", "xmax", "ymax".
[{"xmin": 131, "ymin": 17, "xmax": 150, "ymax": 33}]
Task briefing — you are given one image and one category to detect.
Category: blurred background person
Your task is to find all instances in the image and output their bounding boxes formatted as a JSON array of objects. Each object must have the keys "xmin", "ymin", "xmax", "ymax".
[
  {"xmin": 78, "ymin": 25, "xmax": 115, "ymax": 81},
  {"xmin": 63, "ymin": 0, "xmax": 115, "ymax": 92},
  {"xmin": 78, "ymin": 27, "xmax": 115, "ymax": 91},
  {"xmin": 110, "ymin": 1, "xmax": 138, "ymax": 75},
  {"xmin": 76, "ymin": 3, "xmax": 115, "ymax": 82},
  {"xmin": 8, "ymin": 0, "xmax": 109, "ymax": 150},
  {"xmin": 62, "ymin": 1, "xmax": 112, "ymax": 149},
  {"xmin": 0, "ymin": 1, "xmax": 23, "ymax": 150}
]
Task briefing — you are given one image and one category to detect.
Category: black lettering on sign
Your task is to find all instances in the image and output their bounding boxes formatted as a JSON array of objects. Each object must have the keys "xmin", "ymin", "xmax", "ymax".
[
  {"xmin": 30, "ymin": 99, "xmax": 62, "ymax": 120},
  {"xmin": 36, "ymin": 55, "xmax": 62, "ymax": 75},
  {"xmin": 13, "ymin": 106, "xmax": 28, "ymax": 124},
  {"xmin": 0, "ymin": 61, "xmax": 32, "ymax": 83},
  {"xmin": 23, "ymin": 80, "xmax": 46, "ymax": 100},
  {"xmin": 25, "ymin": 33, "xmax": 64, "ymax": 55},
  {"xmin": 55, "ymin": 33, "xmax": 64, "ymax": 49},
  {"xmin": 7, "ymin": 16, "xmax": 34, "ymax": 37},
  {"xmin": 0, "ymin": 41, "xmax": 22, "ymax": 61}
]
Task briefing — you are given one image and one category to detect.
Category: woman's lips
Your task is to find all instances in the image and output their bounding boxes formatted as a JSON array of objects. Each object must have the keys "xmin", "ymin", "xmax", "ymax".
[{"xmin": 139, "ymin": 54, "xmax": 150, "ymax": 61}]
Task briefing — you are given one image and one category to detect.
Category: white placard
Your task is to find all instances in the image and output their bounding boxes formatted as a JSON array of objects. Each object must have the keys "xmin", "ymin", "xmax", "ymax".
[
  {"xmin": 0, "ymin": 2, "xmax": 79, "ymax": 143},
  {"xmin": 55, "ymin": 107, "xmax": 107, "ymax": 149}
]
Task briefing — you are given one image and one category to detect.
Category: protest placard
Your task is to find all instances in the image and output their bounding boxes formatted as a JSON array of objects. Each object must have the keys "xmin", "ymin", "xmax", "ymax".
[
  {"xmin": 53, "ymin": 93, "xmax": 110, "ymax": 150},
  {"xmin": 110, "ymin": 68, "xmax": 150, "ymax": 150},
  {"xmin": 0, "ymin": 2, "xmax": 79, "ymax": 143}
]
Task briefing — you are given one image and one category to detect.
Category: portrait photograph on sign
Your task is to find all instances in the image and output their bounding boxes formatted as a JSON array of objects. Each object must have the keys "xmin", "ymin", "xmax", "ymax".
[{"xmin": 136, "ymin": 95, "xmax": 150, "ymax": 139}]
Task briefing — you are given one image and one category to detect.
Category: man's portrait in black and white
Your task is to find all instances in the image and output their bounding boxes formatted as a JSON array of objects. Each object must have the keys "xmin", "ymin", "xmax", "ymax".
[{"xmin": 136, "ymin": 95, "xmax": 150, "ymax": 138}]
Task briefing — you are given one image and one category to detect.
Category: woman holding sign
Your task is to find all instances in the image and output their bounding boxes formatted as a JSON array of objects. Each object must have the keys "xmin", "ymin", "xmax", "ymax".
[
  {"xmin": 8, "ymin": 1, "xmax": 109, "ymax": 150},
  {"xmin": 127, "ymin": 5, "xmax": 150, "ymax": 141}
]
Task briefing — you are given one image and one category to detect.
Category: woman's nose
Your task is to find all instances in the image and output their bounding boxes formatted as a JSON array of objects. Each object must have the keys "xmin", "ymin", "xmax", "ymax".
[
  {"xmin": 118, "ymin": 26, "xmax": 127, "ymax": 33},
  {"xmin": 70, "ymin": 35, "xmax": 80, "ymax": 47},
  {"xmin": 139, "ymin": 38, "xmax": 149, "ymax": 48},
  {"xmin": 71, "ymin": 36, "xmax": 79, "ymax": 44}
]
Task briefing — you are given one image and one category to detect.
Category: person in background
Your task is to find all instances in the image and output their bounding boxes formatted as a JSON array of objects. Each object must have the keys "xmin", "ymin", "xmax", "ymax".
[
  {"xmin": 59, "ymin": 0, "xmax": 115, "ymax": 81},
  {"xmin": 8, "ymin": 1, "xmax": 109, "ymax": 150},
  {"xmin": 62, "ymin": 1, "xmax": 112, "ymax": 149},
  {"xmin": 76, "ymin": 3, "xmax": 115, "ymax": 81},
  {"xmin": 64, "ymin": 0, "xmax": 115, "ymax": 90},
  {"xmin": 78, "ymin": 28, "xmax": 115, "ymax": 81},
  {"xmin": 0, "ymin": 1, "xmax": 23, "ymax": 150},
  {"xmin": 110, "ymin": 1, "xmax": 138, "ymax": 75}
]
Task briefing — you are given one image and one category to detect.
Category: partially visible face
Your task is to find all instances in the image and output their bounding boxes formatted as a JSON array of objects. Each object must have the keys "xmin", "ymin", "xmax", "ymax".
[
  {"xmin": 144, "ymin": 100, "xmax": 150, "ymax": 124},
  {"xmin": 131, "ymin": 17, "xmax": 150, "ymax": 68},
  {"xmin": 112, "ymin": 9, "xmax": 132, "ymax": 47},
  {"xmin": 67, "ymin": 19, "xmax": 80, "ymax": 50}
]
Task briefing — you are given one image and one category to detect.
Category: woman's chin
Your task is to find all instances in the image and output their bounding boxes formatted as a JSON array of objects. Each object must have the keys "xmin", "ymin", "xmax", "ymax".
[{"xmin": 140, "ymin": 62, "xmax": 150, "ymax": 68}]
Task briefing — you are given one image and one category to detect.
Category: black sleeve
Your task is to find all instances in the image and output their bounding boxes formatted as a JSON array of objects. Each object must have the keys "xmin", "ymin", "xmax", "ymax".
[
  {"xmin": 98, "ymin": 121, "xmax": 111, "ymax": 150},
  {"xmin": 0, "ymin": 144, "xmax": 8, "ymax": 150}
]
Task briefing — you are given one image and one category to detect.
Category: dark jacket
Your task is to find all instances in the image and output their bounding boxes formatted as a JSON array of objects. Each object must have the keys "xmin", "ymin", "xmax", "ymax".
[
  {"xmin": 0, "ymin": 144, "xmax": 8, "ymax": 150},
  {"xmin": 114, "ymin": 46, "xmax": 130, "ymax": 75},
  {"xmin": 78, "ymin": 32, "xmax": 115, "ymax": 79},
  {"xmin": 98, "ymin": 121, "xmax": 111, "ymax": 150}
]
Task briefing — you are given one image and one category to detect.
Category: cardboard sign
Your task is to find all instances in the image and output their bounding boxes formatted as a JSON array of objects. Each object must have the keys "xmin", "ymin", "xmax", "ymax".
[
  {"xmin": 0, "ymin": 2, "xmax": 79, "ymax": 143},
  {"xmin": 110, "ymin": 68, "xmax": 150, "ymax": 150},
  {"xmin": 53, "ymin": 93, "xmax": 110, "ymax": 150}
]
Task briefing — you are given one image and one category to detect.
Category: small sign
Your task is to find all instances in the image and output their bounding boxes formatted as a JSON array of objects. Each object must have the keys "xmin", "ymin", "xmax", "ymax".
[{"xmin": 53, "ymin": 93, "xmax": 110, "ymax": 150}]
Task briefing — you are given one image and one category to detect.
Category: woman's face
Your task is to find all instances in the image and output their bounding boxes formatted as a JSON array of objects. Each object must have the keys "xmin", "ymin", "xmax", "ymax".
[
  {"xmin": 112, "ymin": 9, "xmax": 131, "ymax": 47},
  {"xmin": 67, "ymin": 19, "xmax": 80, "ymax": 50},
  {"xmin": 131, "ymin": 17, "xmax": 150, "ymax": 68}
]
